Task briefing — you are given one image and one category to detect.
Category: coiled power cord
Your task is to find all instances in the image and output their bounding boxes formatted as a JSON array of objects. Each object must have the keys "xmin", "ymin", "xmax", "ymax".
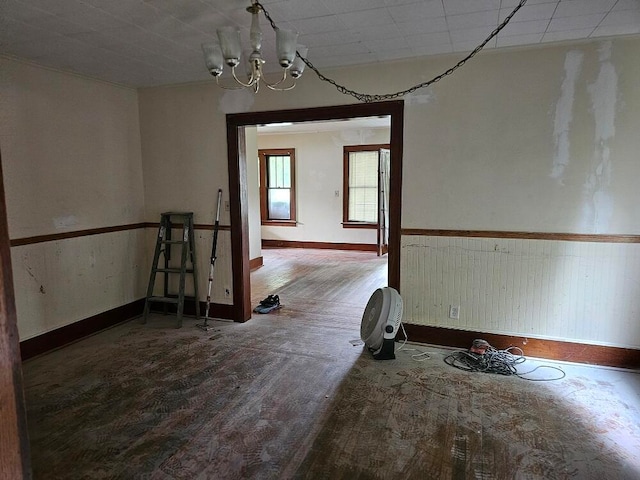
[{"xmin": 444, "ymin": 339, "xmax": 566, "ymax": 381}]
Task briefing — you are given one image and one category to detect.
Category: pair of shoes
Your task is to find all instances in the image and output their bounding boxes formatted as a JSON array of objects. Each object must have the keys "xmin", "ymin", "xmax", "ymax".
[{"xmin": 253, "ymin": 294, "xmax": 281, "ymax": 314}]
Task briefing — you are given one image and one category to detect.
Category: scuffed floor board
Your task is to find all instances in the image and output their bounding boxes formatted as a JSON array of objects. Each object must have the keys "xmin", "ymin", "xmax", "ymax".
[{"xmin": 22, "ymin": 249, "xmax": 640, "ymax": 479}]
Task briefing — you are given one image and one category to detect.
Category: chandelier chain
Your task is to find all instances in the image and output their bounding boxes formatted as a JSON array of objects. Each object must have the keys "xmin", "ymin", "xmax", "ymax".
[{"xmin": 257, "ymin": 0, "xmax": 528, "ymax": 103}]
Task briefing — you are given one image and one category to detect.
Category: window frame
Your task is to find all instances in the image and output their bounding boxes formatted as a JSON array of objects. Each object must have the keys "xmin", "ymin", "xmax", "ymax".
[
  {"xmin": 342, "ymin": 144, "xmax": 390, "ymax": 229},
  {"xmin": 258, "ymin": 148, "xmax": 297, "ymax": 227}
]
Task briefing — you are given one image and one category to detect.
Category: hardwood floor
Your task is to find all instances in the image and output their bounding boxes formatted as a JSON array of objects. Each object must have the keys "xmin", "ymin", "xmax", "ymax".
[
  {"xmin": 251, "ymin": 248, "xmax": 388, "ymax": 327},
  {"xmin": 21, "ymin": 249, "xmax": 640, "ymax": 479}
]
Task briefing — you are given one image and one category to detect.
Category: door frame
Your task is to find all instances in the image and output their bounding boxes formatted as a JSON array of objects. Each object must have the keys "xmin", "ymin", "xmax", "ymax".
[
  {"xmin": 378, "ymin": 147, "xmax": 391, "ymax": 257},
  {"xmin": 0, "ymin": 151, "xmax": 32, "ymax": 476},
  {"xmin": 226, "ymin": 100, "xmax": 404, "ymax": 322}
]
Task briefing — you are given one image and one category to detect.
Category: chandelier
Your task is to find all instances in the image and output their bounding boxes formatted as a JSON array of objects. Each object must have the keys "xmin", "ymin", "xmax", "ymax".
[{"xmin": 201, "ymin": 0, "xmax": 307, "ymax": 93}]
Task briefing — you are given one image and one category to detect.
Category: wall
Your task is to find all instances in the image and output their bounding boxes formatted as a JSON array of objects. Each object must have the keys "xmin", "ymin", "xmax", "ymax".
[
  {"xmin": 402, "ymin": 236, "xmax": 640, "ymax": 348},
  {"xmin": 138, "ymin": 36, "xmax": 640, "ymax": 349},
  {"xmin": 138, "ymin": 83, "xmax": 234, "ymax": 303},
  {"xmin": 257, "ymin": 128, "xmax": 390, "ymax": 244},
  {"xmin": 0, "ymin": 57, "xmax": 147, "ymax": 340},
  {"xmin": 398, "ymin": 38, "xmax": 640, "ymax": 348}
]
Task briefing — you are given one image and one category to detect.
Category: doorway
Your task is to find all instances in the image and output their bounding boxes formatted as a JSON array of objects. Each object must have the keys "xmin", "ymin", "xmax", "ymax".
[{"xmin": 226, "ymin": 101, "xmax": 404, "ymax": 322}]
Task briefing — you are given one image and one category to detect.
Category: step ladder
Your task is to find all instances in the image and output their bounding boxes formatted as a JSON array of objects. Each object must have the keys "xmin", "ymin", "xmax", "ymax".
[{"xmin": 143, "ymin": 212, "xmax": 200, "ymax": 328}]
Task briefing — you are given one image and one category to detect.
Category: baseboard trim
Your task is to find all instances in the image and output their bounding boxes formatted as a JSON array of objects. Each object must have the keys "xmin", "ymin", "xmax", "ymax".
[
  {"xmin": 149, "ymin": 299, "xmax": 235, "ymax": 321},
  {"xmin": 262, "ymin": 239, "xmax": 377, "ymax": 252},
  {"xmin": 402, "ymin": 324, "xmax": 640, "ymax": 369},
  {"xmin": 20, "ymin": 299, "xmax": 236, "ymax": 361},
  {"xmin": 250, "ymin": 256, "xmax": 263, "ymax": 270},
  {"xmin": 20, "ymin": 299, "xmax": 145, "ymax": 361}
]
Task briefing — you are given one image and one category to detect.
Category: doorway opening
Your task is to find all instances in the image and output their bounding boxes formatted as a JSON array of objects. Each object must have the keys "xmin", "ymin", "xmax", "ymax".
[{"xmin": 226, "ymin": 101, "xmax": 404, "ymax": 322}]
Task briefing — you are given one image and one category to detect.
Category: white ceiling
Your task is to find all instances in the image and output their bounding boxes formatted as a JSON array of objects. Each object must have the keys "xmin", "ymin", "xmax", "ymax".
[
  {"xmin": 1, "ymin": 0, "xmax": 639, "ymax": 88},
  {"xmin": 257, "ymin": 116, "xmax": 391, "ymax": 134}
]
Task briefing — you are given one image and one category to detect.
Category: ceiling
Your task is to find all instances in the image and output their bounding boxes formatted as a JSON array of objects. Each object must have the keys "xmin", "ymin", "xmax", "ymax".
[
  {"xmin": 257, "ymin": 116, "xmax": 391, "ymax": 134},
  {"xmin": 1, "ymin": 0, "xmax": 638, "ymax": 88}
]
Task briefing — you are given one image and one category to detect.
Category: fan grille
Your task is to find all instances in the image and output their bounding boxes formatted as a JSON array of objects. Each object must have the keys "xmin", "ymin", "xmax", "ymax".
[{"xmin": 360, "ymin": 288, "xmax": 384, "ymax": 341}]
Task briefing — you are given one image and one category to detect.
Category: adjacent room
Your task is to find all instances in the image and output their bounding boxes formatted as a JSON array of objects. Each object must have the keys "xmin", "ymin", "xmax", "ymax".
[{"xmin": 1, "ymin": 0, "xmax": 639, "ymax": 478}]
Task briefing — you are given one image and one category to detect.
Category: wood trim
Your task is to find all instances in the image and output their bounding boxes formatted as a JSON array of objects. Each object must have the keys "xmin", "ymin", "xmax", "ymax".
[
  {"xmin": 388, "ymin": 102, "xmax": 403, "ymax": 290},
  {"xmin": 228, "ymin": 123, "xmax": 252, "ymax": 322},
  {"xmin": 10, "ymin": 222, "xmax": 147, "ymax": 247},
  {"xmin": 149, "ymin": 299, "xmax": 235, "ymax": 323},
  {"xmin": 227, "ymin": 101, "xmax": 404, "ymax": 323},
  {"xmin": 0, "ymin": 152, "xmax": 32, "ymax": 477},
  {"xmin": 401, "ymin": 229, "xmax": 640, "ymax": 244},
  {"xmin": 148, "ymin": 222, "xmax": 232, "ymax": 231},
  {"xmin": 10, "ymin": 222, "xmax": 232, "ymax": 248},
  {"xmin": 261, "ymin": 220, "xmax": 297, "ymax": 227},
  {"xmin": 258, "ymin": 148, "xmax": 297, "ymax": 224},
  {"xmin": 250, "ymin": 256, "xmax": 264, "ymax": 270},
  {"xmin": 262, "ymin": 239, "xmax": 378, "ymax": 252},
  {"xmin": 20, "ymin": 299, "xmax": 144, "ymax": 361},
  {"xmin": 20, "ymin": 299, "xmax": 235, "ymax": 361},
  {"xmin": 402, "ymin": 324, "xmax": 640, "ymax": 369},
  {"xmin": 342, "ymin": 222, "xmax": 377, "ymax": 229}
]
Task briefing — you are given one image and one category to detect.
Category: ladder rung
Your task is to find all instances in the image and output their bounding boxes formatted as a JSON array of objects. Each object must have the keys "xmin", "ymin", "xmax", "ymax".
[
  {"xmin": 144, "ymin": 211, "xmax": 200, "ymax": 326},
  {"xmin": 154, "ymin": 268, "xmax": 194, "ymax": 273},
  {"xmin": 147, "ymin": 296, "xmax": 179, "ymax": 304}
]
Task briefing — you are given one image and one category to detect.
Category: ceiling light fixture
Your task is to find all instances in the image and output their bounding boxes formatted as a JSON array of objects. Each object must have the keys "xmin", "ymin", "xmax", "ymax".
[
  {"xmin": 201, "ymin": 0, "xmax": 307, "ymax": 93},
  {"xmin": 201, "ymin": 0, "xmax": 528, "ymax": 102}
]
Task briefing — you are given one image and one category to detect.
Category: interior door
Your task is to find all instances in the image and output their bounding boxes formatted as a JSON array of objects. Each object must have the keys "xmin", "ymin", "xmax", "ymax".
[{"xmin": 377, "ymin": 148, "xmax": 390, "ymax": 256}]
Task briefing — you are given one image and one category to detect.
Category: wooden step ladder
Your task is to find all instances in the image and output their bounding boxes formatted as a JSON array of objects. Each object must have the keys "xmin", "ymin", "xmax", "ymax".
[{"xmin": 143, "ymin": 212, "xmax": 200, "ymax": 328}]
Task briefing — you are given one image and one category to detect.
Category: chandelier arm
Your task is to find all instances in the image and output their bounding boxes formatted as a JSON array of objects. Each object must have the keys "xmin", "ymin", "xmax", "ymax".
[
  {"xmin": 257, "ymin": 0, "xmax": 529, "ymax": 103},
  {"xmin": 215, "ymin": 75, "xmax": 248, "ymax": 91},
  {"xmin": 262, "ymin": 69, "xmax": 291, "ymax": 89},
  {"xmin": 265, "ymin": 80, "xmax": 296, "ymax": 92},
  {"xmin": 230, "ymin": 66, "xmax": 257, "ymax": 88}
]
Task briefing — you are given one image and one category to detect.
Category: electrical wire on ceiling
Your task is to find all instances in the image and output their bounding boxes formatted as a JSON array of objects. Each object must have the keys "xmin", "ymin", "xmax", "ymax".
[{"xmin": 258, "ymin": 0, "xmax": 529, "ymax": 103}]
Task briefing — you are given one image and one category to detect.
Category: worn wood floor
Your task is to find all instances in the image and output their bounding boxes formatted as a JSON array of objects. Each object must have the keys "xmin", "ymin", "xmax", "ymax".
[{"xmin": 22, "ymin": 248, "xmax": 640, "ymax": 479}]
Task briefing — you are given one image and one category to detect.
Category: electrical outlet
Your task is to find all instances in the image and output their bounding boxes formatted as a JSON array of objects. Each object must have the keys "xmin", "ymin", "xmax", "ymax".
[
  {"xmin": 449, "ymin": 305, "xmax": 460, "ymax": 319},
  {"xmin": 224, "ymin": 201, "xmax": 230, "ymax": 212},
  {"xmin": 224, "ymin": 288, "xmax": 231, "ymax": 298}
]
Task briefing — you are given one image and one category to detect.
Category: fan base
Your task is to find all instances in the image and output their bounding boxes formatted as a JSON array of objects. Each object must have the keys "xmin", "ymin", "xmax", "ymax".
[{"xmin": 372, "ymin": 338, "xmax": 396, "ymax": 360}]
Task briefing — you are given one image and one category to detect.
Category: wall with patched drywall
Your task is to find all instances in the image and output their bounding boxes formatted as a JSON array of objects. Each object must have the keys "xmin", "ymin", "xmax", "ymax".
[{"xmin": 139, "ymin": 37, "xmax": 640, "ymax": 348}]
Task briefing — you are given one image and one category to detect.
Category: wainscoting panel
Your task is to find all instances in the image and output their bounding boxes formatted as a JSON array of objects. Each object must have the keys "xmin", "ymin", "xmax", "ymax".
[
  {"xmin": 12, "ymin": 229, "xmax": 149, "ymax": 341},
  {"xmin": 401, "ymin": 235, "xmax": 640, "ymax": 348}
]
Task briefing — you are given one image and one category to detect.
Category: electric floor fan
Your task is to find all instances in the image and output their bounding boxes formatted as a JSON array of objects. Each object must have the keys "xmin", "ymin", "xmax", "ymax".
[{"xmin": 360, "ymin": 287, "xmax": 403, "ymax": 360}]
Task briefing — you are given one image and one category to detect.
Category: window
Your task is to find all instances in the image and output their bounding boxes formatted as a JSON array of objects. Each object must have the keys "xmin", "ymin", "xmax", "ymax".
[
  {"xmin": 343, "ymin": 144, "xmax": 389, "ymax": 227},
  {"xmin": 259, "ymin": 149, "xmax": 296, "ymax": 226}
]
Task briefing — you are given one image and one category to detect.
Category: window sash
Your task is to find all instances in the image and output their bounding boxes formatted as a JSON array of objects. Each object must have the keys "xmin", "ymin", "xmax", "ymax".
[
  {"xmin": 259, "ymin": 149, "xmax": 296, "ymax": 224},
  {"xmin": 347, "ymin": 151, "xmax": 378, "ymax": 223}
]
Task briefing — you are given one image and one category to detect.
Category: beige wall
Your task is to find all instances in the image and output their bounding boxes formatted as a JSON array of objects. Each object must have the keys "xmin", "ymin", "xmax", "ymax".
[
  {"xmin": 139, "ymin": 37, "xmax": 640, "ymax": 349},
  {"xmin": 4, "ymin": 35, "xmax": 638, "ymax": 348},
  {"xmin": 137, "ymin": 84, "xmax": 234, "ymax": 303},
  {"xmin": 257, "ymin": 128, "xmax": 390, "ymax": 244},
  {"xmin": 401, "ymin": 38, "xmax": 640, "ymax": 234},
  {"xmin": 1, "ymin": 58, "xmax": 147, "ymax": 340}
]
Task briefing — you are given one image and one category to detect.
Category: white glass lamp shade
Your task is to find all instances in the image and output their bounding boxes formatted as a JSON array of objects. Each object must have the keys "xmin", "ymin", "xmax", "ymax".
[
  {"xmin": 249, "ymin": 10, "xmax": 262, "ymax": 53},
  {"xmin": 290, "ymin": 45, "xmax": 308, "ymax": 79},
  {"xmin": 276, "ymin": 28, "xmax": 298, "ymax": 68},
  {"xmin": 202, "ymin": 42, "xmax": 224, "ymax": 76},
  {"xmin": 217, "ymin": 26, "xmax": 242, "ymax": 67}
]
